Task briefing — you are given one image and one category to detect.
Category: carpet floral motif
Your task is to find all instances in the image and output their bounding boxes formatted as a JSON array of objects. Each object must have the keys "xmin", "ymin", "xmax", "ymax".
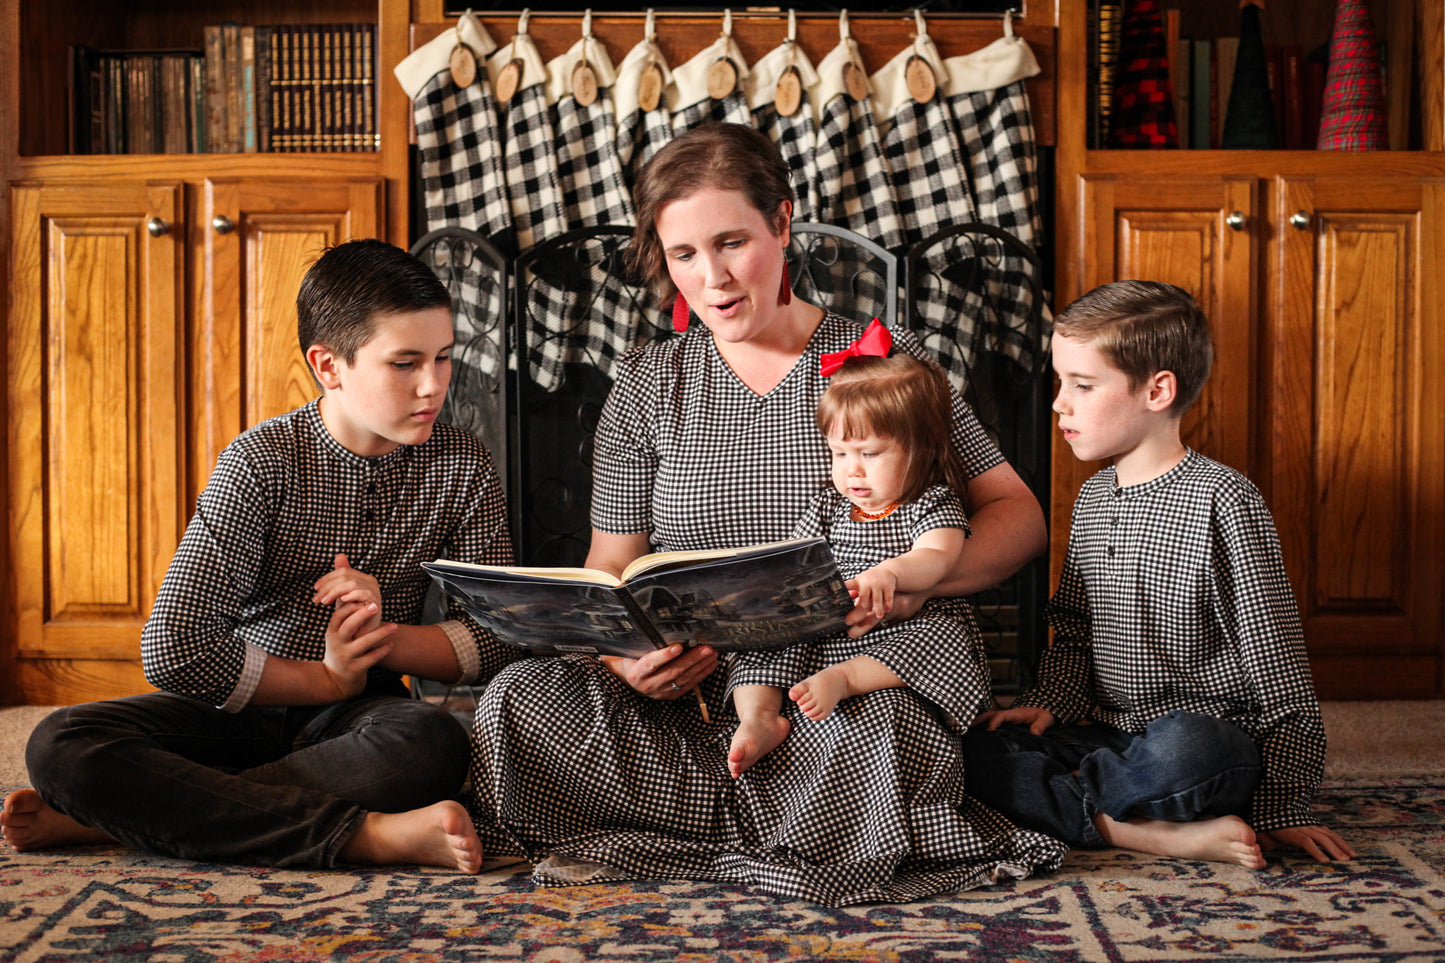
[{"xmin": 1, "ymin": 784, "xmax": 1441, "ymax": 962}]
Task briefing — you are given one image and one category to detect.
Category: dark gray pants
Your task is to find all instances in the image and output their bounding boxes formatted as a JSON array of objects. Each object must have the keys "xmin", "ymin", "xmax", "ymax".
[{"xmin": 24, "ymin": 688, "xmax": 469, "ymax": 867}]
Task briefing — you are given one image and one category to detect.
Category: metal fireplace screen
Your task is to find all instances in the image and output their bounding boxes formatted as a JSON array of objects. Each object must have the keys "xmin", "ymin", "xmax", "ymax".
[{"xmin": 411, "ymin": 220, "xmax": 1048, "ymax": 699}]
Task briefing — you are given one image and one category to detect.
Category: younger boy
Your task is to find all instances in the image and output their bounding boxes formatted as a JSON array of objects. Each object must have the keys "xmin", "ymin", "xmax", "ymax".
[
  {"xmin": 963, "ymin": 280, "xmax": 1354, "ymax": 868},
  {"xmin": 1, "ymin": 239, "xmax": 517, "ymax": 872}
]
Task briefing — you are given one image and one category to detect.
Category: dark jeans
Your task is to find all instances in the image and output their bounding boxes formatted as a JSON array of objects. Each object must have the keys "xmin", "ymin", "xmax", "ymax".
[
  {"xmin": 24, "ymin": 688, "xmax": 470, "ymax": 867},
  {"xmin": 962, "ymin": 710, "xmax": 1261, "ymax": 847}
]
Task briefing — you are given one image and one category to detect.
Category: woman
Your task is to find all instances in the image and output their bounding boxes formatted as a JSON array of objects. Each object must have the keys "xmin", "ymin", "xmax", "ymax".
[{"xmin": 471, "ymin": 123, "xmax": 1066, "ymax": 905}]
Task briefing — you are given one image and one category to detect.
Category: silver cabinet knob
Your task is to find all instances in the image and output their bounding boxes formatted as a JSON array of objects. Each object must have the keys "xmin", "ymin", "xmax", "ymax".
[
  {"xmin": 212, "ymin": 215, "xmax": 236, "ymax": 235},
  {"xmin": 146, "ymin": 217, "xmax": 170, "ymax": 237},
  {"xmin": 1226, "ymin": 211, "xmax": 1246, "ymax": 232},
  {"xmin": 1290, "ymin": 210, "xmax": 1310, "ymax": 230}
]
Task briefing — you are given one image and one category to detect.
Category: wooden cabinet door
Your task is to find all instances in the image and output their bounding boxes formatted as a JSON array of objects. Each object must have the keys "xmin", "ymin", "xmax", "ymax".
[
  {"xmin": 190, "ymin": 177, "xmax": 383, "ymax": 498},
  {"xmin": 1055, "ymin": 175, "xmax": 1258, "ymax": 570},
  {"xmin": 1264, "ymin": 176, "xmax": 1445, "ymax": 698},
  {"xmin": 6, "ymin": 182, "xmax": 185, "ymax": 702}
]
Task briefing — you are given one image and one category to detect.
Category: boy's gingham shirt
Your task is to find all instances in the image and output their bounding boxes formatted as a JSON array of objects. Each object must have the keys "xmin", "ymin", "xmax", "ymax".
[
  {"xmin": 141, "ymin": 401, "xmax": 516, "ymax": 710},
  {"xmin": 1015, "ymin": 450, "xmax": 1326, "ymax": 832}
]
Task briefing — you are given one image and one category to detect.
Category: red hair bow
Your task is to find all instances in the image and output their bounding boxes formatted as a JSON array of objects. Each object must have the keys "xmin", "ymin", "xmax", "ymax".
[{"xmin": 820, "ymin": 319, "xmax": 892, "ymax": 376}]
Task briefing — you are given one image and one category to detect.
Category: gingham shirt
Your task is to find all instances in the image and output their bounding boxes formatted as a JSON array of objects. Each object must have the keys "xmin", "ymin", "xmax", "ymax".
[
  {"xmin": 141, "ymin": 401, "xmax": 517, "ymax": 710},
  {"xmin": 1015, "ymin": 450, "xmax": 1326, "ymax": 832},
  {"xmin": 591, "ymin": 313, "xmax": 1002, "ymax": 551}
]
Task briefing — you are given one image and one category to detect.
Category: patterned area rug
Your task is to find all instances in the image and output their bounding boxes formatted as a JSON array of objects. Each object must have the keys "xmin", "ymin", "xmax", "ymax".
[{"xmin": 2, "ymin": 782, "xmax": 1442, "ymax": 963}]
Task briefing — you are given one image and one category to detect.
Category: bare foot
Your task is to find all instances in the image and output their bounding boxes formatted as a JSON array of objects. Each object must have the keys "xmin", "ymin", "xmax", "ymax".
[
  {"xmin": 1096, "ymin": 813, "xmax": 1265, "ymax": 869},
  {"xmin": 1, "ymin": 788, "xmax": 113, "ymax": 851},
  {"xmin": 789, "ymin": 667, "xmax": 849, "ymax": 721},
  {"xmin": 340, "ymin": 800, "xmax": 482, "ymax": 873},
  {"xmin": 727, "ymin": 714, "xmax": 791, "ymax": 778}
]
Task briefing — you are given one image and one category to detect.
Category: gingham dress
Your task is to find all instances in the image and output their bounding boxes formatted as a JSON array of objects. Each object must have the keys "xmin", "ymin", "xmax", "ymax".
[
  {"xmin": 1014, "ymin": 450, "xmax": 1327, "ymax": 832},
  {"xmin": 729, "ymin": 485, "xmax": 988, "ymax": 730},
  {"xmin": 470, "ymin": 314, "xmax": 1067, "ymax": 905}
]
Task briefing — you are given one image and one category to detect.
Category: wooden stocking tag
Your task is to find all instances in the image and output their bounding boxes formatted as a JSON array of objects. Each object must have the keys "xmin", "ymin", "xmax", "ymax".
[
  {"xmin": 842, "ymin": 61, "xmax": 869, "ymax": 102},
  {"xmin": 774, "ymin": 66, "xmax": 802, "ymax": 117},
  {"xmin": 495, "ymin": 58, "xmax": 524, "ymax": 103},
  {"xmin": 904, "ymin": 56, "xmax": 937, "ymax": 104},
  {"xmin": 706, "ymin": 58, "xmax": 738, "ymax": 99},
  {"xmin": 637, "ymin": 62, "xmax": 664, "ymax": 112},
  {"xmin": 572, "ymin": 60, "xmax": 599, "ymax": 106},
  {"xmin": 448, "ymin": 44, "xmax": 477, "ymax": 88}
]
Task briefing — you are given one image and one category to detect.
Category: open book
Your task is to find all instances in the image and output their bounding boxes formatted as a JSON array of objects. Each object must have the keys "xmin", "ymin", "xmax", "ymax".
[{"xmin": 424, "ymin": 537, "xmax": 853, "ymax": 659}]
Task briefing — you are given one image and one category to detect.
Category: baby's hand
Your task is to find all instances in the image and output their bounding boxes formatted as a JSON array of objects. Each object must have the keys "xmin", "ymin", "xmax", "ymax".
[{"xmin": 849, "ymin": 566, "xmax": 898, "ymax": 619}]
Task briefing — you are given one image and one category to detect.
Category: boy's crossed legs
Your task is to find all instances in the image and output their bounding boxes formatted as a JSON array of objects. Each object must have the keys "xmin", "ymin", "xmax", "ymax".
[
  {"xmin": 1, "ymin": 691, "xmax": 482, "ymax": 872},
  {"xmin": 963, "ymin": 710, "xmax": 1266, "ymax": 868}
]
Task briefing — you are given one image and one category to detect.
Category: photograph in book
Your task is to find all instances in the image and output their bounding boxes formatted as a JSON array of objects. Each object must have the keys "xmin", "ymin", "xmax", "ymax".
[{"xmin": 424, "ymin": 537, "xmax": 853, "ymax": 659}]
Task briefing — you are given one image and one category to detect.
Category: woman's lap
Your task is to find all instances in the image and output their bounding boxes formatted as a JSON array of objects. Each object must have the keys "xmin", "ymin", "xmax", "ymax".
[{"xmin": 470, "ymin": 654, "xmax": 1067, "ymax": 905}]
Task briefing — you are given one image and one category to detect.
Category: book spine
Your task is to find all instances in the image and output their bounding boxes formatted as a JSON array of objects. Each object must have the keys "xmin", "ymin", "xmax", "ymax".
[
  {"xmin": 162, "ymin": 54, "xmax": 188, "ymax": 155},
  {"xmin": 1096, "ymin": 1, "xmax": 1122, "ymax": 146},
  {"xmin": 273, "ymin": 26, "xmax": 291, "ymax": 152},
  {"xmin": 222, "ymin": 21, "xmax": 242, "ymax": 152},
  {"xmin": 189, "ymin": 54, "xmax": 205, "ymax": 152},
  {"xmin": 240, "ymin": 26, "xmax": 257, "ymax": 152},
  {"xmin": 1173, "ymin": 36, "xmax": 1191, "ymax": 149},
  {"xmin": 255, "ymin": 26, "xmax": 272, "ymax": 152},
  {"xmin": 203, "ymin": 26, "xmax": 224, "ymax": 153},
  {"xmin": 1282, "ymin": 44, "xmax": 1304, "ymax": 150},
  {"xmin": 1190, "ymin": 38, "xmax": 1212, "ymax": 151},
  {"xmin": 359, "ymin": 23, "xmax": 376, "ymax": 151}
]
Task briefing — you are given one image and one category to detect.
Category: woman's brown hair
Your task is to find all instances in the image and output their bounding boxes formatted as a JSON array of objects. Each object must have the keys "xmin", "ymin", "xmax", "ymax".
[{"xmin": 627, "ymin": 123, "xmax": 795, "ymax": 304}]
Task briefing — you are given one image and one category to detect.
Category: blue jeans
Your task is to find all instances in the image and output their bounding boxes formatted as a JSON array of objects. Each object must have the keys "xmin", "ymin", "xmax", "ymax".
[
  {"xmin": 961, "ymin": 711, "xmax": 1261, "ymax": 847},
  {"xmin": 24, "ymin": 688, "xmax": 470, "ymax": 867}
]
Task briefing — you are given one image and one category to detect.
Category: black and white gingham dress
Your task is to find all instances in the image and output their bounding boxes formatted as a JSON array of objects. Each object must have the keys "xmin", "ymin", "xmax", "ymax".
[
  {"xmin": 141, "ymin": 402, "xmax": 517, "ymax": 709},
  {"xmin": 1014, "ymin": 450, "xmax": 1327, "ymax": 832},
  {"xmin": 470, "ymin": 315, "xmax": 1067, "ymax": 905},
  {"xmin": 729, "ymin": 485, "xmax": 988, "ymax": 730}
]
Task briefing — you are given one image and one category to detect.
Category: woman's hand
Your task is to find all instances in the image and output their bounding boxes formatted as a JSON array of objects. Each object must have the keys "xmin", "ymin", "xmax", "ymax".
[{"xmin": 600, "ymin": 644, "xmax": 718, "ymax": 700}]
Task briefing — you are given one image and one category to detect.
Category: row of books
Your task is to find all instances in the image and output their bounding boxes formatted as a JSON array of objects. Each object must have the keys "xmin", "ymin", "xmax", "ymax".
[
  {"xmin": 1168, "ymin": 37, "xmax": 1323, "ymax": 151},
  {"xmin": 1088, "ymin": 3, "xmax": 1378, "ymax": 151},
  {"xmin": 70, "ymin": 49, "xmax": 204, "ymax": 155},
  {"xmin": 67, "ymin": 22, "xmax": 377, "ymax": 155}
]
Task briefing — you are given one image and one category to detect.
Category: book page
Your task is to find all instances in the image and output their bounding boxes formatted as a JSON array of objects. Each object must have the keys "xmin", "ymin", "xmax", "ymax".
[{"xmin": 426, "ymin": 559, "xmax": 623, "ymax": 587}]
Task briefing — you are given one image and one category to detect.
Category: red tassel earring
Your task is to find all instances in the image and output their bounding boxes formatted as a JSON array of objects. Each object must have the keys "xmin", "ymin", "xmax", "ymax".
[
  {"xmin": 778, "ymin": 258, "xmax": 792, "ymax": 306},
  {"xmin": 672, "ymin": 293, "xmax": 690, "ymax": 332}
]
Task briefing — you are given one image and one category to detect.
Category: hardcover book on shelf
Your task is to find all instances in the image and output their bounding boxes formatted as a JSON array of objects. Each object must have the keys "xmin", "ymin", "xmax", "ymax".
[
  {"xmin": 221, "ymin": 22, "xmax": 243, "ymax": 152},
  {"xmin": 240, "ymin": 26, "xmax": 257, "ymax": 152},
  {"xmin": 203, "ymin": 26, "xmax": 226, "ymax": 153},
  {"xmin": 1190, "ymin": 38, "xmax": 1212, "ymax": 150},
  {"xmin": 255, "ymin": 26, "xmax": 272, "ymax": 152},
  {"xmin": 358, "ymin": 23, "xmax": 376, "ymax": 151},
  {"xmin": 424, "ymin": 537, "xmax": 854, "ymax": 660}
]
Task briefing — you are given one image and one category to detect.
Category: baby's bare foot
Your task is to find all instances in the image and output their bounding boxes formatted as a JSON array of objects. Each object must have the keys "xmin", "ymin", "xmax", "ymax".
[
  {"xmin": 340, "ymin": 800, "xmax": 482, "ymax": 873},
  {"xmin": 1, "ymin": 788, "xmax": 112, "ymax": 851},
  {"xmin": 789, "ymin": 668, "xmax": 849, "ymax": 721},
  {"xmin": 1097, "ymin": 813, "xmax": 1265, "ymax": 869},
  {"xmin": 727, "ymin": 714, "xmax": 791, "ymax": 778}
]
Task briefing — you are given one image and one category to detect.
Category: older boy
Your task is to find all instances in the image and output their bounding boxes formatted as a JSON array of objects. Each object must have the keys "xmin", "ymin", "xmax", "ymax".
[
  {"xmin": 2, "ymin": 239, "xmax": 516, "ymax": 872},
  {"xmin": 963, "ymin": 280, "xmax": 1354, "ymax": 868}
]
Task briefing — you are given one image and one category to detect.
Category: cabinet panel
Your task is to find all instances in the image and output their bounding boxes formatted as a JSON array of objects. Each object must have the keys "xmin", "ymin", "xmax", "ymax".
[
  {"xmin": 8, "ymin": 182, "xmax": 184, "ymax": 678},
  {"xmin": 191, "ymin": 177, "xmax": 383, "ymax": 495},
  {"xmin": 1266, "ymin": 176, "xmax": 1444, "ymax": 695}
]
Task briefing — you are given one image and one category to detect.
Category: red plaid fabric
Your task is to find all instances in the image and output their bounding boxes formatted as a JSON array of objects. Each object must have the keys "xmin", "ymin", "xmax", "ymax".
[
  {"xmin": 1316, "ymin": 0, "xmax": 1388, "ymax": 150},
  {"xmin": 1107, "ymin": 0, "xmax": 1178, "ymax": 148}
]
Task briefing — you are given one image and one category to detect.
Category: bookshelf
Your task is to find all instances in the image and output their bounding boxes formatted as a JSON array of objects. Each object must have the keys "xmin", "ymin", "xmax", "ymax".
[
  {"xmin": 0, "ymin": 0, "xmax": 412, "ymax": 703},
  {"xmin": 1057, "ymin": 0, "xmax": 1445, "ymax": 699}
]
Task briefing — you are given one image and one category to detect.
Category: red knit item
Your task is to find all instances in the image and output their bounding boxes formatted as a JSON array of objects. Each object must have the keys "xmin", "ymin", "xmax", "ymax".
[
  {"xmin": 1316, "ymin": 0, "xmax": 1388, "ymax": 150},
  {"xmin": 1107, "ymin": 0, "xmax": 1179, "ymax": 148}
]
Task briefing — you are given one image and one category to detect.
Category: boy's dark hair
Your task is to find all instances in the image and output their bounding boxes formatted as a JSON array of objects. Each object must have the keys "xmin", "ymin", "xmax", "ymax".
[
  {"xmin": 817, "ymin": 353, "xmax": 970, "ymax": 505},
  {"xmin": 1052, "ymin": 279, "xmax": 1213, "ymax": 415},
  {"xmin": 297, "ymin": 239, "xmax": 451, "ymax": 364},
  {"xmin": 628, "ymin": 123, "xmax": 795, "ymax": 304}
]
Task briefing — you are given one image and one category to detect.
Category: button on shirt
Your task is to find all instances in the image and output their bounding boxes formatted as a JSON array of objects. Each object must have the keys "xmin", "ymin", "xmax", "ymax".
[
  {"xmin": 141, "ymin": 401, "xmax": 516, "ymax": 710},
  {"xmin": 1016, "ymin": 450, "xmax": 1326, "ymax": 832}
]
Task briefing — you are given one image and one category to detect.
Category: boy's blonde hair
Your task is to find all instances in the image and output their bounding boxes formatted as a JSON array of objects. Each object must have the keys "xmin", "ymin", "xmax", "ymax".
[
  {"xmin": 817, "ymin": 353, "xmax": 969, "ymax": 504},
  {"xmin": 1052, "ymin": 280, "xmax": 1213, "ymax": 415}
]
